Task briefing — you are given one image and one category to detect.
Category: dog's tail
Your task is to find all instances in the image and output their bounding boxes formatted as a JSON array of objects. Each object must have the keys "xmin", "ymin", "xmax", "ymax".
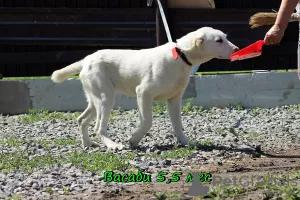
[{"xmin": 51, "ymin": 60, "xmax": 83, "ymax": 83}]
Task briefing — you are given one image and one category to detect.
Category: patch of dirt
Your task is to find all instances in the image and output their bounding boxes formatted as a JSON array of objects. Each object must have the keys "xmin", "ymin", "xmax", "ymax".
[{"xmin": 54, "ymin": 148, "xmax": 300, "ymax": 200}]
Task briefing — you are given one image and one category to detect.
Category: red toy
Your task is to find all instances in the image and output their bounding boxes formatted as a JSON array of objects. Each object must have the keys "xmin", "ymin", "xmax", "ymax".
[{"xmin": 230, "ymin": 40, "xmax": 265, "ymax": 62}]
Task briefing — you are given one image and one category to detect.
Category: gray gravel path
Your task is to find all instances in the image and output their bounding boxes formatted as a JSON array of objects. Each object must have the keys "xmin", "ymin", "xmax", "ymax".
[{"xmin": 0, "ymin": 105, "xmax": 299, "ymax": 199}]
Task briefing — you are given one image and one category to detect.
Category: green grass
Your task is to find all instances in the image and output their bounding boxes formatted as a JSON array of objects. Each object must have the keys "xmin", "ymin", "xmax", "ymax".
[
  {"xmin": 153, "ymin": 192, "xmax": 168, "ymax": 200},
  {"xmin": 236, "ymin": 103, "xmax": 244, "ymax": 110},
  {"xmin": 254, "ymin": 173, "xmax": 300, "ymax": 200},
  {"xmin": 0, "ymin": 149, "xmax": 62, "ymax": 173},
  {"xmin": 153, "ymin": 101, "xmax": 168, "ymax": 115},
  {"xmin": 66, "ymin": 150, "xmax": 134, "ymax": 172},
  {"xmin": 109, "ymin": 107, "xmax": 125, "ymax": 121},
  {"xmin": 3, "ymin": 75, "xmax": 79, "ymax": 80},
  {"xmin": 153, "ymin": 192, "xmax": 183, "ymax": 200},
  {"xmin": 216, "ymin": 129, "xmax": 224, "ymax": 134},
  {"xmin": 197, "ymin": 139, "xmax": 214, "ymax": 146},
  {"xmin": 268, "ymin": 185, "xmax": 300, "ymax": 200},
  {"xmin": 19, "ymin": 109, "xmax": 81, "ymax": 123},
  {"xmin": 201, "ymin": 171, "xmax": 300, "ymax": 200},
  {"xmin": 3, "ymin": 70, "xmax": 292, "ymax": 80},
  {"xmin": 19, "ymin": 108, "xmax": 129, "ymax": 124},
  {"xmin": 148, "ymin": 139, "xmax": 213, "ymax": 159},
  {"xmin": 4, "ymin": 194, "xmax": 22, "ymax": 200},
  {"xmin": 196, "ymin": 70, "xmax": 253, "ymax": 75},
  {"xmin": 291, "ymin": 171, "xmax": 300, "ymax": 179},
  {"xmin": 203, "ymin": 182, "xmax": 300, "ymax": 200},
  {"xmin": 159, "ymin": 147, "xmax": 195, "ymax": 159},
  {"xmin": 53, "ymin": 138, "xmax": 78, "ymax": 146},
  {"xmin": 251, "ymin": 107, "xmax": 262, "ymax": 114},
  {"xmin": 0, "ymin": 136, "xmax": 134, "ymax": 174},
  {"xmin": 229, "ymin": 128, "xmax": 237, "ymax": 134},
  {"xmin": 63, "ymin": 186, "xmax": 71, "ymax": 195},
  {"xmin": 0, "ymin": 137, "xmax": 27, "ymax": 148},
  {"xmin": 149, "ymin": 146, "xmax": 196, "ymax": 159},
  {"xmin": 45, "ymin": 187, "xmax": 54, "ymax": 195},
  {"xmin": 245, "ymin": 131, "xmax": 260, "ymax": 138},
  {"xmin": 182, "ymin": 98, "xmax": 196, "ymax": 115},
  {"xmin": 226, "ymin": 102, "xmax": 244, "ymax": 110},
  {"xmin": 152, "ymin": 98, "xmax": 206, "ymax": 116},
  {"xmin": 205, "ymin": 185, "xmax": 247, "ymax": 199},
  {"xmin": 258, "ymin": 184, "xmax": 300, "ymax": 200},
  {"xmin": 0, "ymin": 137, "xmax": 78, "ymax": 148},
  {"xmin": 18, "ymin": 98, "xmax": 251, "ymax": 125},
  {"xmin": 0, "ymin": 148, "xmax": 134, "ymax": 174},
  {"xmin": 195, "ymin": 69, "xmax": 289, "ymax": 76},
  {"xmin": 0, "ymin": 72, "xmax": 252, "ymax": 81}
]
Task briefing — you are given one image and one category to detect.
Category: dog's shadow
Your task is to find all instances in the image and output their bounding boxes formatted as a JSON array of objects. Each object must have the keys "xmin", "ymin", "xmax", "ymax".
[{"xmin": 132, "ymin": 143, "xmax": 300, "ymax": 159}]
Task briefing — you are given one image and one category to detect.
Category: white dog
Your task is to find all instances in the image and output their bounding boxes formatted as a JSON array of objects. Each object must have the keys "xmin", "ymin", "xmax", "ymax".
[{"xmin": 51, "ymin": 27, "xmax": 239, "ymax": 151}]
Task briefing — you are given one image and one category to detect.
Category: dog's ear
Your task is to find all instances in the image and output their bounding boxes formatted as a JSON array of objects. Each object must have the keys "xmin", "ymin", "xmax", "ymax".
[
  {"xmin": 194, "ymin": 38, "xmax": 204, "ymax": 47},
  {"xmin": 176, "ymin": 33, "xmax": 204, "ymax": 52}
]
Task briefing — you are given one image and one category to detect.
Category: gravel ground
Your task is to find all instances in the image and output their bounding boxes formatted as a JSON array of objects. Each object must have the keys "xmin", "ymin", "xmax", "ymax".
[{"xmin": 0, "ymin": 104, "xmax": 300, "ymax": 200}]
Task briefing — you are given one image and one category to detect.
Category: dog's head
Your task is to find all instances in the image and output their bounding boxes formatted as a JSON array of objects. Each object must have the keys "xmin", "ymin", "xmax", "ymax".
[{"xmin": 176, "ymin": 27, "xmax": 239, "ymax": 62}]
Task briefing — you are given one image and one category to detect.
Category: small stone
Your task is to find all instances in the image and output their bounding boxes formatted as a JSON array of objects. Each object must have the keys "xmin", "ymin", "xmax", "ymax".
[
  {"xmin": 32, "ymin": 182, "xmax": 39, "ymax": 189},
  {"xmin": 47, "ymin": 182, "xmax": 55, "ymax": 187},
  {"xmin": 50, "ymin": 172, "xmax": 60, "ymax": 176},
  {"xmin": 24, "ymin": 179, "xmax": 33, "ymax": 187},
  {"xmin": 90, "ymin": 188, "xmax": 97, "ymax": 192},
  {"xmin": 255, "ymin": 144, "xmax": 261, "ymax": 152},
  {"xmin": 69, "ymin": 173, "xmax": 77, "ymax": 178},
  {"xmin": 63, "ymin": 163, "xmax": 73, "ymax": 168},
  {"xmin": 94, "ymin": 176, "xmax": 104, "ymax": 181},
  {"xmin": 217, "ymin": 159, "xmax": 222, "ymax": 165},
  {"xmin": 163, "ymin": 159, "xmax": 171, "ymax": 166}
]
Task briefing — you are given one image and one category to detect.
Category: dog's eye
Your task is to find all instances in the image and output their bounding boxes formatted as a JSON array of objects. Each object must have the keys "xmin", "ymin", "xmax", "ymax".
[{"xmin": 216, "ymin": 38, "xmax": 223, "ymax": 43}]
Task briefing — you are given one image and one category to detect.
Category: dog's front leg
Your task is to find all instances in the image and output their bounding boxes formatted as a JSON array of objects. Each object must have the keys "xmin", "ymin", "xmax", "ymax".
[
  {"xmin": 167, "ymin": 92, "xmax": 196, "ymax": 147},
  {"xmin": 128, "ymin": 87, "xmax": 153, "ymax": 148}
]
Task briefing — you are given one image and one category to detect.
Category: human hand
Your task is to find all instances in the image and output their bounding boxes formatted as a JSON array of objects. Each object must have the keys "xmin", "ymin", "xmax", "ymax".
[{"xmin": 263, "ymin": 24, "xmax": 285, "ymax": 45}]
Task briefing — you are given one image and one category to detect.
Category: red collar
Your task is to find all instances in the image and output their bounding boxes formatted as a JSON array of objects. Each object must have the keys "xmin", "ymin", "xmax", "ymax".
[{"xmin": 172, "ymin": 46, "xmax": 193, "ymax": 66}]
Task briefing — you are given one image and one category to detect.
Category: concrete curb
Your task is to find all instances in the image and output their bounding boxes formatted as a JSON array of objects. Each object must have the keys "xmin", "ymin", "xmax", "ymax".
[{"xmin": 0, "ymin": 72, "xmax": 299, "ymax": 115}]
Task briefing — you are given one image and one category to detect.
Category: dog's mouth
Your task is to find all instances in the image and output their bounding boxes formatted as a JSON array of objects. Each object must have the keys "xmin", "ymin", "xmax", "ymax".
[{"xmin": 216, "ymin": 56, "xmax": 230, "ymax": 59}]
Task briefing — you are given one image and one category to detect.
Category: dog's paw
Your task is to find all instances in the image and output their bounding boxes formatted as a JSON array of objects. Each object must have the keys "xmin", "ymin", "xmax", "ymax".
[
  {"xmin": 102, "ymin": 137, "xmax": 125, "ymax": 151},
  {"xmin": 180, "ymin": 139, "xmax": 197, "ymax": 148},
  {"xmin": 82, "ymin": 140, "xmax": 100, "ymax": 148},
  {"xmin": 187, "ymin": 140, "xmax": 197, "ymax": 147},
  {"xmin": 128, "ymin": 138, "xmax": 139, "ymax": 149},
  {"xmin": 106, "ymin": 143, "xmax": 125, "ymax": 152}
]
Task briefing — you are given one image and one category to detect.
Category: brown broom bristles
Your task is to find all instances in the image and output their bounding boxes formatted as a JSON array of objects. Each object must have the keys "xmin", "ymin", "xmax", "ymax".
[
  {"xmin": 249, "ymin": 12, "xmax": 300, "ymax": 29},
  {"xmin": 249, "ymin": 12, "xmax": 278, "ymax": 29}
]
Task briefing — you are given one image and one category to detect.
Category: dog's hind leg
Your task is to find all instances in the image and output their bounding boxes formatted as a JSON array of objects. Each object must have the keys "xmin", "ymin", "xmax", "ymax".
[
  {"xmin": 94, "ymin": 114, "xmax": 100, "ymax": 133},
  {"xmin": 129, "ymin": 86, "xmax": 153, "ymax": 148},
  {"xmin": 167, "ymin": 92, "xmax": 196, "ymax": 147},
  {"xmin": 77, "ymin": 101, "xmax": 99, "ymax": 147},
  {"xmin": 92, "ymin": 82, "xmax": 124, "ymax": 151}
]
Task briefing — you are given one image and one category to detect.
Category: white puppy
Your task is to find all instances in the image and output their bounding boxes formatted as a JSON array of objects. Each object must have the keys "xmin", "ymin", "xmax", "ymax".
[{"xmin": 51, "ymin": 27, "xmax": 239, "ymax": 151}]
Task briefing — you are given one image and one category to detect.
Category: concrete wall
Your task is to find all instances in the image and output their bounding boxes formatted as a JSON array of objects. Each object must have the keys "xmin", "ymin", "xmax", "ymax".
[{"xmin": 0, "ymin": 72, "xmax": 299, "ymax": 115}]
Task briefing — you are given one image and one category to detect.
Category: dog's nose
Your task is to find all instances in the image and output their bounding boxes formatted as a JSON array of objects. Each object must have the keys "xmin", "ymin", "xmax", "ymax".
[{"xmin": 233, "ymin": 47, "xmax": 239, "ymax": 52}]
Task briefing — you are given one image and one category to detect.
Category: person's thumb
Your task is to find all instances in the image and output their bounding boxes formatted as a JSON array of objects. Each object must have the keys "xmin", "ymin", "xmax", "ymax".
[{"xmin": 264, "ymin": 34, "xmax": 270, "ymax": 45}]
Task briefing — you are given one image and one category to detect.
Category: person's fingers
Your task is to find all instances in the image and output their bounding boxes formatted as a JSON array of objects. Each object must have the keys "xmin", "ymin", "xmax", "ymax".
[
  {"xmin": 264, "ymin": 35, "xmax": 268, "ymax": 43},
  {"xmin": 269, "ymin": 37, "xmax": 274, "ymax": 45},
  {"xmin": 264, "ymin": 24, "xmax": 285, "ymax": 45},
  {"xmin": 264, "ymin": 34, "xmax": 272, "ymax": 45},
  {"xmin": 264, "ymin": 34, "xmax": 269, "ymax": 44},
  {"xmin": 277, "ymin": 34, "xmax": 283, "ymax": 43},
  {"xmin": 273, "ymin": 36, "xmax": 280, "ymax": 44}
]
